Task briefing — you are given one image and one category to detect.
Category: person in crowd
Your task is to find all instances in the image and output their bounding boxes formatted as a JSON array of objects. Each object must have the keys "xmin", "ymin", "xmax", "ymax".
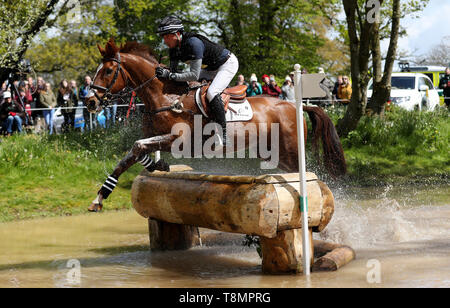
[
  {"xmin": 70, "ymin": 80, "xmax": 78, "ymax": 101},
  {"xmin": 281, "ymin": 76, "xmax": 295, "ymax": 102},
  {"xmin": 57, "ymin": 79, "xmax": 75, "ymax": 131},
  {"xmin": 70, "ymin": 79, "xmax": 86, "ymax": 130},
  {"xmin": 439, "ymin": 67, "xmax": 450, "ymax": 109},
  {"xmin": 79, "ymin": 75, "xmax": 92, "ymax": 130},
  {"xmin": 246, "ymin": 74, "xmax": 262, "ymax": 97},
  {"xmin": 79, "ymin": 76, "xmax": 91, "ymax": 100},
  {"xmin": 32, "ymin": 76, "xmax": 46, "ymax": 122},
  {"xmin": 332, "ymin": 75, "xmax": 343, "ymax": 102},
  {"xmin": 235, "ymin": 74, "xmax": 248, "ymax": 87},
  {"xmin": 40, "ymin": 82, "xmax": 57, "ymax": 134},
  {"xmin": 289, "ymin": 72, "xmax": 295, "ymax": 85},
  {"xmin": 262, "ymin": 74, "xmax": 282, "ymax": 97},
  {"xmin": 0, "ymin": 91, "xmax": 24, "ymax": 136},
  {"xmin": 0, "ymin": 82, "xmax": 7, "ymax": 104},
  {"xmin": 338, "ymin": 75, "xmax": 352, "ymax": 104},
  {"xmin": 17, "ymin": 90, "xmax": 32, "ymax": 126}
]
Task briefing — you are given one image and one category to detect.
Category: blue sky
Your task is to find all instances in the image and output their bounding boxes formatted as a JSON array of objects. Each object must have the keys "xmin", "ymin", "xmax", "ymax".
[{"xmin": 394, "ymin": 0, "xmax": 450, "ymax": 57}]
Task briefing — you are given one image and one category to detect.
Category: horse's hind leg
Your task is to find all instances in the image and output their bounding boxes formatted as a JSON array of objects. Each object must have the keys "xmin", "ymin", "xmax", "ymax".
[{"xmin": 87, "ymin": 134, "xmax": 175, "ymax": 212}]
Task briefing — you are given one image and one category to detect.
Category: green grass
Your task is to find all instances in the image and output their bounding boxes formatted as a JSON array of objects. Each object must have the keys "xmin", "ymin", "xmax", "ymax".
[
  {"xmin": 324, "ymin": 106, "xmax": 450, "ymax": 185},
  {"xmin": 0, "ymin": 124, "xmax": 143, "ymax": 223},
  {"xmin": 0, "ymin": 107, "xmax": 448, "ymax": 222}
]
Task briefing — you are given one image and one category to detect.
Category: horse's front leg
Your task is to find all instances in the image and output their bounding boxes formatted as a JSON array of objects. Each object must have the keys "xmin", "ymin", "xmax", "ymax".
[{"xmin": 87, "ymin": 134, "xmax": 176, "ymax": 212}]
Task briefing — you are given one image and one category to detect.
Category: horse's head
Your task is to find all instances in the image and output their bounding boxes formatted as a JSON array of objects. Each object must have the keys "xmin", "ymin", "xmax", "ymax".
[{"xmin": 86, "ymin": 38, "xmax": 129, "ymax": 113}]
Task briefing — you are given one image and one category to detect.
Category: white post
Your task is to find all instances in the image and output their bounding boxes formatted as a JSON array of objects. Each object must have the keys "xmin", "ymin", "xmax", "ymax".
[
  {"xmin": 293, "ymin": 64, "xmax": 311, "ymax": 276},
  {"xmin": 89, "ymin": 112, "xmax": 93, "ymax": 130},
  {"xmin": 155, "ymin": 151, "xmax": 160, "ymax": 162}
]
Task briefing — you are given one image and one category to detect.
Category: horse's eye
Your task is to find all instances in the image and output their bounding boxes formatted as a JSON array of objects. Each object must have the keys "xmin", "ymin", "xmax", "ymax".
[{"xmin": 106, "ymin": 68, "xmax": 113, "ymax": 75}]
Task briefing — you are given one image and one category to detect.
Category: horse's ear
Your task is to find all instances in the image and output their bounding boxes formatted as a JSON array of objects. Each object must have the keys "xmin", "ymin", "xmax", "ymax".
[
  {"xmin": 105, "ymin": 37, "xmax": 118, "ymax": 57},
  {"xmin": 97, "ymin": 43, "xmax": 106, "ymax": 56}
]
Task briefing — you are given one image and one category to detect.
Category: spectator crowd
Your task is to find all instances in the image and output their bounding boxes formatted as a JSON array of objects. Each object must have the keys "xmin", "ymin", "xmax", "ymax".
[
  {"xmin": 236, "ymin": 69, "xmax": 352, "ymax": 105},
  {"xmin": 0, "ymin": 75, "xmax": 122, "ymax": 136}
]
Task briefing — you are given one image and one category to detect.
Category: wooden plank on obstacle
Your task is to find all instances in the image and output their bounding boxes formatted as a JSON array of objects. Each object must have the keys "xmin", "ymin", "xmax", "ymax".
[{"xmin": 144, "ymin": 169, "xmax": 318, "ymax": 185}]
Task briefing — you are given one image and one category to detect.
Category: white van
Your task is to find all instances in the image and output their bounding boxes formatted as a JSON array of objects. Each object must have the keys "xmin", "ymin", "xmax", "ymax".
[{"xmin": 367, "ymin": 73, "xmax": 440, "ymax": 111}]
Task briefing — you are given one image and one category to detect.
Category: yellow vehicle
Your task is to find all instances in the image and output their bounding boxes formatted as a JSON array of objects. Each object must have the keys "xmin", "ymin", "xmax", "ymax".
[{"xmin": 398, "ymin": 62, "xmax": 447, "ymax": 105}]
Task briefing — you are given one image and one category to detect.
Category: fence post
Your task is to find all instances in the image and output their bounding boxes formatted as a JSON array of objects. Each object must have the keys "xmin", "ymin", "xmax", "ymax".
[{"xmin": 293, "ymin": 63, "xmax": 311, "ymax": 276}]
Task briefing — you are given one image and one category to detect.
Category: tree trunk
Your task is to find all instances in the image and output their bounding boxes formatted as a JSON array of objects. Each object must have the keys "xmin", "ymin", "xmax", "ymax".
[
  {"xmin": 367, "ymin": 0, "xmax": 401, "ymax": 115},
  {"xmin": 337, "ymin": 0, "xmax": 374, "ymax": 137}
]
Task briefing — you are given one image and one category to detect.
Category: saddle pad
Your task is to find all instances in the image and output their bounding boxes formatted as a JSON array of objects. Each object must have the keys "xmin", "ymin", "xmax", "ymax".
[{"xmin": 195, "ymin": 88, "xmax": 253, "ymax": 122}]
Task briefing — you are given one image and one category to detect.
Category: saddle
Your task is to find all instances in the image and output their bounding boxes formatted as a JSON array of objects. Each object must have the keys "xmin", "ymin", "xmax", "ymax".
[{"xmin": 200, "ymin": 84, "xmax": 248, "ymax": 115}]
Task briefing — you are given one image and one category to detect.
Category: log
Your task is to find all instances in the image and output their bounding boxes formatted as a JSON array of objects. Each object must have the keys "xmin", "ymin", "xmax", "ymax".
[
  {"xmin": 130, "ymin": 165, "xmax": 355, "ymax": 274},
  {"xmin": 148, "ymin": 219, "xmax": 199, "ymax": 251},
  {"xmin": 260, "ymin": 228, "xmax": 314, "ymax": 274},
  {"xmin": 312, "ymin": 240, "xmax": 356, "ymax": 272},
  {"xmin": 131, "ymin": 166, "xmax": 334, "ymax": 239}
]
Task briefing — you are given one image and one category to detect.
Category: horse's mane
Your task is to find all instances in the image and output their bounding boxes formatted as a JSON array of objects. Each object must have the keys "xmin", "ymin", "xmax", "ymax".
[{"xmin": 119, "ymin": 42, "xmax": 159, "ymax": 64}]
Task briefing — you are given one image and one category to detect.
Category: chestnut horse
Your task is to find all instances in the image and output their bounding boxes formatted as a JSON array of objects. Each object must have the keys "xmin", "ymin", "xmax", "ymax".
[{"xmin": 86, "ymin": 39, "xmax": 346, "ymax": 212}]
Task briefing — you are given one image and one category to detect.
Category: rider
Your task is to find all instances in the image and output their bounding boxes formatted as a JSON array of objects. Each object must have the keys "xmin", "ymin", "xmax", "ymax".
[{"xmin": 155, "ymin": 15, "xmax": 239, "ymax": 145}]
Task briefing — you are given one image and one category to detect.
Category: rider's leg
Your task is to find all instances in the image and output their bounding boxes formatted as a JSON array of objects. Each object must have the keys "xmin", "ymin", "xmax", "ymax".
[{"xmin": 206, "ymin": 53, "xmax": 239, "ymax": 145}]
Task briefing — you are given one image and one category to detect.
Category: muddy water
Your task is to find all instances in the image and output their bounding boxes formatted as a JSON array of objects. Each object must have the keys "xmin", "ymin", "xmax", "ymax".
[{"xmin": 0, "ymin": 185, "xmax": 449, "ymax": 288}]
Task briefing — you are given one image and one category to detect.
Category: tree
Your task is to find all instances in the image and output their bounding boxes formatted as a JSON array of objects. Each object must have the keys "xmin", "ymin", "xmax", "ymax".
[
  {"xmin": 0, "ymin": 0, "xmax": 74, "ymax": 84},
  {"xmin": 335, "ymin": 0, "xmax": 377, "ymax": 137},
  {"xmin": 418, "ymin": 36, "xmax": 450, "ymax": 67},
  {"xmin": 25, "ymin": 33, "xmax": 102, "ymax": 85},
  {"xmin": 366, "ymin": 0, "xmax": 430, "ymax": 115},
  {"xmin": 197, "ymin": 0, "xmax": 343, "ymax": 78},
  {"xmin": 336, "ymin": 0, "xmax": 429, "ymax": 136}
]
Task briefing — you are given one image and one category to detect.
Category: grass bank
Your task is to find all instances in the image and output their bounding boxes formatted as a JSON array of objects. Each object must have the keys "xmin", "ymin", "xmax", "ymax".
[
  {"xmin": 0, "ymin": 122, "xmax": 143, "ymax": 223},
  {"xmin": 325, "ymin": 106, "xmax": 449, "ymax": 185},
  {"xmin": 0, "ymin": 107, "xmax": 448, "ymax": 222}
]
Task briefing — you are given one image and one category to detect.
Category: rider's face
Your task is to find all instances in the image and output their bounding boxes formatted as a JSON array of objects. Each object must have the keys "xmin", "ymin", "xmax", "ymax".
[{"xmin": 163, "ymin": 33, "xmax": 179, "ymax": 48}]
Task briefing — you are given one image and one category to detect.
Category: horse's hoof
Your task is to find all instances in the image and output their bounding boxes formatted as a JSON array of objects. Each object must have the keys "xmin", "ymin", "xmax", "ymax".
[
  {"xmin": 150, "ymin": 159, "xmax": 170, "ymax": 172},
  {"xmin": 88, "ymin": 203, "xmax": 103, "ymax": 212}
]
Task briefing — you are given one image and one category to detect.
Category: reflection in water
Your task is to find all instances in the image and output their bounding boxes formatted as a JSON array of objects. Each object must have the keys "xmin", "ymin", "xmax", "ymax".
[{"xmin": 0, "ymin": 185, "xmax": 449, "ymax": 288}]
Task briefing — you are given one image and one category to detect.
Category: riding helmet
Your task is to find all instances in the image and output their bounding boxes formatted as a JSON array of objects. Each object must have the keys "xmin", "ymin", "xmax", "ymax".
[{"xmin": 157, "ymin": 15, "xmax": 184, "ymax": 36}]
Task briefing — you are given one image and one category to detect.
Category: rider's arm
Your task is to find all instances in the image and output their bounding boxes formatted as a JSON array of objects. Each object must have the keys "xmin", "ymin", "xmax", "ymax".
[{"xmin": 170, "ymin": 59, "xmax": 202, "ymax": 82}]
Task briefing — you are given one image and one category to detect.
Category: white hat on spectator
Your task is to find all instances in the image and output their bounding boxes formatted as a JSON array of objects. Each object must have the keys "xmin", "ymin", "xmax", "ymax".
[
  {"xmin": 285, "ymin": 76, "xmax": 292, "ymax": 82},
  {"xmin": 250, "ymin": 74, "xmax": 257, "ymax": 82},
  {"xmin": 3, "ymin": 91, "xmax": 11, "ymax": 99},
  {"xmin": 318, "ymin": 67, "xmax": 325, "ymax": 74}
]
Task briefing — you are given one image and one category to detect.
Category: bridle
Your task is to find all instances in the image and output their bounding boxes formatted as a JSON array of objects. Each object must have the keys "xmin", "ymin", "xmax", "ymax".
[
  {"xmin": 88, "ymin": 51, "xmax": 197, "ymax": 117},
  {"xmin": 89, "ymin": 52, "xmax": 158, "ymax": 108}
]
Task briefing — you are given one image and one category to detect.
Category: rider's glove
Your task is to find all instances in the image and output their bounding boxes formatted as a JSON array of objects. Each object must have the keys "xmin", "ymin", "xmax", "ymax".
[{"xmin": 156, "ymin": 67, "xmax": 171, "ymax": 79}]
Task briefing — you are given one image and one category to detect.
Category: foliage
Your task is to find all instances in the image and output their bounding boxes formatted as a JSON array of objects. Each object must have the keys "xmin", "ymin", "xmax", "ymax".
[
  {"xmin": 0, "ymin": 0, "xmax": 74, "ymax": 84},
  {"xmin": 23, "ymin": 0, "xmax": 349, "ymax": 84},
  {"xmin": 330, "ymin": 106, "xmax": 450, "ymax": 182},
  {"xmin": 25, "ymin": 32, "xmax": 102, "ymax": 85}
]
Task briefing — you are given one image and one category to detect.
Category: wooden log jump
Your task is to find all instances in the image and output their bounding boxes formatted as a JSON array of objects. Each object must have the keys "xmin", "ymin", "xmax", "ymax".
[{"xmin": 131, "ymin": 165, "xmax": 354, "ymax": 274}]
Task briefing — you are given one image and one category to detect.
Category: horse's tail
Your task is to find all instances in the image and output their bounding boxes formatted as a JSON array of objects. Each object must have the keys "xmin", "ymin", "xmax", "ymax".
[{"xmin": 303, "ymin": 105, "xmax": 347, "ymax": 177}]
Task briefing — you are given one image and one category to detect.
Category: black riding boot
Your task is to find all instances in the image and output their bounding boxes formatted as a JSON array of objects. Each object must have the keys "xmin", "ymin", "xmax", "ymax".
[{"xmin": 208, "ymin": 94, "xmax": 227, "ymax": 146}]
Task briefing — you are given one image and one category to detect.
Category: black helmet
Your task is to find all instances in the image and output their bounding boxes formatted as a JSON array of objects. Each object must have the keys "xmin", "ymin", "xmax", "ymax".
[{"xmin": 157, "ymin": 15, "xmax": 184, "ymax": 36}]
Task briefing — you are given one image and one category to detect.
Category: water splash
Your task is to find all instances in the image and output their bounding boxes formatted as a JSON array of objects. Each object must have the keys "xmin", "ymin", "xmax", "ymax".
[{"xmin": 316, "ymin": 185, "xmax": 450, "ymax": 249}]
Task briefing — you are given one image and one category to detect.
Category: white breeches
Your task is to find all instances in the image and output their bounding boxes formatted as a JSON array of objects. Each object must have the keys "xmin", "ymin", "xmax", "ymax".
[{"xmin": 199, "ymin": 53, "xmax": 239, "ymax": 102}]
